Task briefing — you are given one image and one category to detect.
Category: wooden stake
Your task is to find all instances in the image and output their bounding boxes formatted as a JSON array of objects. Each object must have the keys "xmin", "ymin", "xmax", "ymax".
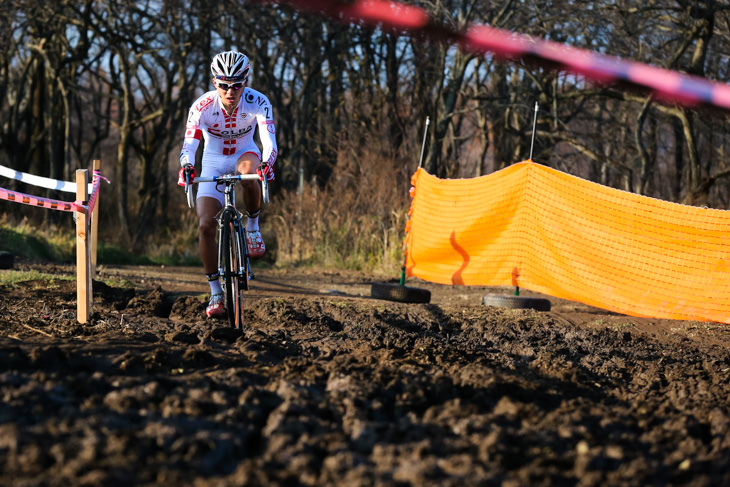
[{"xmin": 76, "ymin": 169, "xmax": 91, "ymax": 324}]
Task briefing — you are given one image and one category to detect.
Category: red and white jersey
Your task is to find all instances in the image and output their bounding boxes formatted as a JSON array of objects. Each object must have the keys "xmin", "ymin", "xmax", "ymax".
[{"xmin": 179, "ymin": 87, "xmax": 277, "ymax": 167}]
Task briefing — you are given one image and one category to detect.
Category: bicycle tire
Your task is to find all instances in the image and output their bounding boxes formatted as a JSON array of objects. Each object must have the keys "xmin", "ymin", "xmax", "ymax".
[
  {"xmin": 371, "ymin": 282, "xmax": 431, "ymax": 303},
  {"xmin": 481, "ymin": 294, "xmax": 551, "ymax": 311},
  {"xmin": 230, "ymin": 223, "xmax": 245, "ymax": 329},
  {"xmin": 221, "ymin": 210, "xmax": 244, "ymax": 329},
  {"xmin": 238, "ymin": 225, "xmax": 250, "ymax": 291}
]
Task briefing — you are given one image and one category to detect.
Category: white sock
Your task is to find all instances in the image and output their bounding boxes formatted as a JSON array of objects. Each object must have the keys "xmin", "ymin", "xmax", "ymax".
[
  {"xmin": 207, "ymin": 274, "xmax": 222, "ymax": 295},
  {"xmin": 246, "ymin": 216, "xmax": 259, "ymax": 232}
]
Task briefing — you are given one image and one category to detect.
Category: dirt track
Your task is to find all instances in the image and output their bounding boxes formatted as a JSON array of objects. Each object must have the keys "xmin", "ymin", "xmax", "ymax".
[{"xmin": 1, "ymin": 263, "xmax": 730, "ymax": 486}]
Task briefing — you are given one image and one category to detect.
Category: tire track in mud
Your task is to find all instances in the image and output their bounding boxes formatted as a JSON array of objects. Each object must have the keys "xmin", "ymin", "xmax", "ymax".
[{"xmin": 1, "ymin": 274, "xmax": 729, "ymax": 486}]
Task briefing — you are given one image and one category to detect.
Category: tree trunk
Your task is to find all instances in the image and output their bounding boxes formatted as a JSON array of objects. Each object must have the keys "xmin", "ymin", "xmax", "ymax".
[
  {"xmin": 115, "ymin": 52, "xmax": 132, "ymax": 240},
  {"xmin": 426, "ymin": 50, "xmax": 472, "ymax": 177}
]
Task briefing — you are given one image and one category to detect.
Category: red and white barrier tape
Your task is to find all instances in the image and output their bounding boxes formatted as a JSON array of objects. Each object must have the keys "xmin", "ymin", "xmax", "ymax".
[
  {"xmin": 0, "ymin": 164, "xmax": 95, "ymax": 193},
  {"xmin": 86, "ymin": 170, "xmax": 106, "ymax": 214},
  {"xmin": 0, "ymin": 187, "xmax": 81, "ymax": 212},
  {"xmin": 0, "ymin": 170, "xmax": 107, "ymax": 215},
  {"xmin": 268, "ymin": 0, "xmax": 730, "ymax": 112}
]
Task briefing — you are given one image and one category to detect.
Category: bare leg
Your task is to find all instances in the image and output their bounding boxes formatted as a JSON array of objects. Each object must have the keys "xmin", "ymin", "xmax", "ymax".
[
  {"xmin": 236, "ymin": 153, "xmax": 261, "ymax": 213},
  {"xmin": 236, "ymin": 153, "xmax": 266, "ymax": 257},
  {"xmin": 197, "ymin": 196, "xmax": 223, "ymax": 274}
]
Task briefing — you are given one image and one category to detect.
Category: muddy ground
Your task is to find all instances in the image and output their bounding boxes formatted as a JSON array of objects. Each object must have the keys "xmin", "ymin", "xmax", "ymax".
[{"xmin": 1, "ymin": 262, "xmax": 729, "ymax": 486}]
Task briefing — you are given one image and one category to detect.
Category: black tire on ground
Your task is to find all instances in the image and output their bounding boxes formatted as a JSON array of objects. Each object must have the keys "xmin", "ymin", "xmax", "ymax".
[
  {"xmin": 0, "ymin": 251, "xmax": 14, "ymax": 270},
  {"xmin": 220, "ymin": 210, "xmax": 244, "ymax": 329},
  {"xmin": 238, "ymin": 226, "xmax": 250, "ymax": 291},
  {"xmin": 481, "ymin": 294, "xmax": 551, "ymax": 311},
  {"xmin": 371, "ymin": 282, "xmax": 431, "ymax": 303}
]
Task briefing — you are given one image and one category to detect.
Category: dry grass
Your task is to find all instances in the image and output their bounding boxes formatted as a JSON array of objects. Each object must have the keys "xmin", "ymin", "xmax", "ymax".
[
  {"xmin": 1, "ymin": 144, "xmax": 417, "ymax": 273},
  {"xmin": 269, "ymin": 148, "xmax": 413, "ymax": 274}
]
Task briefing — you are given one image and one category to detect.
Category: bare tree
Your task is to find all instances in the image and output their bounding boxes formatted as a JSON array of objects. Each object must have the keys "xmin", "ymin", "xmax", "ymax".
[{"xmin": 6, "ymin": 0, "xmax": 730, "ymax": 252}]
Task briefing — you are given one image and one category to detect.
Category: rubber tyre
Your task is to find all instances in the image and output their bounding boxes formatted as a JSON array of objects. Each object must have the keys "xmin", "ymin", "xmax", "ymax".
[
  {"xmin": 238, "ymin": 226, "xmax": 250, "ymax": 291},
  {"xmin": 481, "ymin": 294, "xmax": 551, "ymax": 311},
  {"xmin": 371, "ymin": 282, "xmax": 431, "ymax": 303},
  {"xmin": 221, "ymin": 211, "xmax": 244, "ymax": 329},
  {"xmin": 0, "ymin": 251, "xmax": 13, "ymax": 269}
]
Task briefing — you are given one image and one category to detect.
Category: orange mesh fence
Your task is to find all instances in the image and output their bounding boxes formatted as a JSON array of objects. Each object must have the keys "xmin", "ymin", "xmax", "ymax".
[{"xmin": 405, "ymin": 161, "xmax": 730, "ymax": 323}]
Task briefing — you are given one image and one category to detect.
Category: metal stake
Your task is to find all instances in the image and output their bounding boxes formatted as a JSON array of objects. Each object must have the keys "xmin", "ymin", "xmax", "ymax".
[
  {"xmin": 403, "ymin": 117, "xmax": 431, "ymax": 286},
  {"xmin": 418, "ymin": 116, "xmax": 430, "ymax": 168},
  {"xmin": 529, "ymin": 102, "xmax": 538, "ymax": 161}
]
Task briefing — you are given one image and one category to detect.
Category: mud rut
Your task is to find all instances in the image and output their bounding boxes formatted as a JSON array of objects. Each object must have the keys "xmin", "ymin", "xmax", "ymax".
[{"xmin": 1, "ymin": 264, "xmax": 729, "ymax": 487}]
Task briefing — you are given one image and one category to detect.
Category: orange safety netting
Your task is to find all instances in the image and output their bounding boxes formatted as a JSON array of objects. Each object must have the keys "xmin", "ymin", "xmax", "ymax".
[{"xmin": 405, "ymin": 161, "xmax": 730, "ymax": 323}]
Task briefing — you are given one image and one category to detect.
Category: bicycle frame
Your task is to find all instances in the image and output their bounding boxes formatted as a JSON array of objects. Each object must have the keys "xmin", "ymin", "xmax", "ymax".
[
  {"xmin": 185, "ymin": 171, "xmax": 269, "ymax": 209},
  {"xmin": 184, "ymin": 170, "xmax": 269, "ymax": 329}
]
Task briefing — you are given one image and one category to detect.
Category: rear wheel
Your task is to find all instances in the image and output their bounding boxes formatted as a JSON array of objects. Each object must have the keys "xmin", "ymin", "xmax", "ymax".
[
  {"xmin": 238, "ymin": 225, "xmax": 250, "ymax": 291},
  {"xmin": 221, "ymin": 210, "xmax": 244, "ymax": 329}
]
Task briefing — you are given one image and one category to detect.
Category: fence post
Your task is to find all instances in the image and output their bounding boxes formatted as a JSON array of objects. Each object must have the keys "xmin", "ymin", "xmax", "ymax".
[
  {"xmin": 90, "ymin": 159, "xmax": 101, "ymax": 278},
  {"xmin": 76, "ymin": 169, "xmax": 91, "ymax": 324}
]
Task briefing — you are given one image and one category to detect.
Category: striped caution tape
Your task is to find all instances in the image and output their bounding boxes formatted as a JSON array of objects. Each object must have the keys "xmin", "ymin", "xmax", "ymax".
[
  {"xmin": 0, "ymin": 164, "xmax": 95, "ymax": 193},
  {"xmin": 0, "ymin": 186, "xmax": 82, "ymax": 212},
  {"xmin": 86, "ymin": 170, "xmax": 107, "ymax": 214},
  {"xmin": 0, "ymin": 170, "xmax": 108, "ymax": 215},
  {"xmin": 270, "ymin": 0, "xmax": 730, "ymax": 112}
]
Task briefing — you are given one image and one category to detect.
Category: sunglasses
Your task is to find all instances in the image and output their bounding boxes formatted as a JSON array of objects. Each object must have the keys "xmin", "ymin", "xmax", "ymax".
[{"xmin": 216, "ymin": 81, "xmax": 244, "ymax": 91}]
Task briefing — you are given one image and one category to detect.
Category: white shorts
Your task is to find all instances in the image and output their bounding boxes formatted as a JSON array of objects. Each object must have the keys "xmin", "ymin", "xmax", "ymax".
[{"xmin": 196, "ymin": 148, "xmax": 261, "ymax": 205}]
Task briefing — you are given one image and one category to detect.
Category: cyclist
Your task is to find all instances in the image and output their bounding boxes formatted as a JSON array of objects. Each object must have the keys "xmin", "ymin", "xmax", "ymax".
[{"xmin": 178, "ymin": 50, "xmax": 277, "ymax": 318}]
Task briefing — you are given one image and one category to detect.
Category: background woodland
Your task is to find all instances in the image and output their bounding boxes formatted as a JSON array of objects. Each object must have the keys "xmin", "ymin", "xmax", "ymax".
[{"xmin": 3, "ymin": 0, "xmax": 730, "ymax": 268}]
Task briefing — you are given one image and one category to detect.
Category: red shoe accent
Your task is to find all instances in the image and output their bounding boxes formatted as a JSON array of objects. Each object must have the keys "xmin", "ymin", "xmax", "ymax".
[
  {"xmin": 246, "ymin": 230, "xmax": 265, "ymax": 258},
  {"xmin": 206, "ymin": 293, "xmax": 225, "ymax": 318}
]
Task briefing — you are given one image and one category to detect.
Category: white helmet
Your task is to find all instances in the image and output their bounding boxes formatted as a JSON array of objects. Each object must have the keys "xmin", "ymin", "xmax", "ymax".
[{"xmin": 210, "ymin": 51, "xmax": 250, "ymax": 82}]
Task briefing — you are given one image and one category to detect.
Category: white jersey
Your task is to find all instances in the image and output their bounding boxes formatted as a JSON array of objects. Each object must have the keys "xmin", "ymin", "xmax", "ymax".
[{"xmin": 179, "ymin": 87, "xmax": 277, "ymax": 167}]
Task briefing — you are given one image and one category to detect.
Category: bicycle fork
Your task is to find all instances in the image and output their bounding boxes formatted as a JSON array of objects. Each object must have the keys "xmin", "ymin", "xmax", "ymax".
[{"xmin": 216, "ymin": 216, "xmax": 253, "ymax": 283}]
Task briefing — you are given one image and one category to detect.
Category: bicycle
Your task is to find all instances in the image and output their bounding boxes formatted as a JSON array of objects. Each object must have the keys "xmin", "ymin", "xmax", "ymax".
[{"xmin": 183, "ymin": 167, "xmax": 269, "ymax": 329}]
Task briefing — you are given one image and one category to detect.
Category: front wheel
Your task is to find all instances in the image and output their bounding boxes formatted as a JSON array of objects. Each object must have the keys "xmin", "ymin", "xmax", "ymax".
[{"xmin": 221, "ymin": 210, "xmax": 244, "ymax": 329}]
